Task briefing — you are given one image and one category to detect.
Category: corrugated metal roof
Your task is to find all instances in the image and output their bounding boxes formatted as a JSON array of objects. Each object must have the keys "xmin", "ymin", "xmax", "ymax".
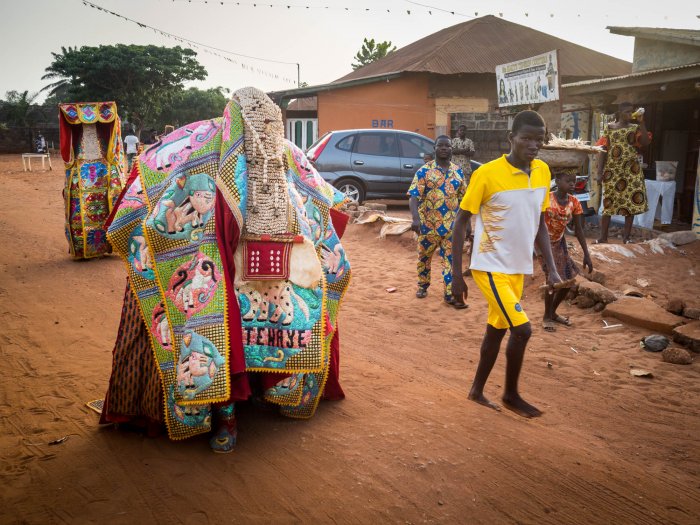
[
  {"xmin": 562, "ymin": 62, "xmax": 700, "ymax": 88},
  {"xmin": 335, "ymin": 15, "xmax": 630, "ymax": 83},
  {"xmin": 607, "ymin": 26, "xmax": 700, "ymax": 46}
]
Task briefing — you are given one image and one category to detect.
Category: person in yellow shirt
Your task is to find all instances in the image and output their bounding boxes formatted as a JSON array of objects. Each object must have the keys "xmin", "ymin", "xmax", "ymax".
[{"xmin": 451, "ymin": 110, "xmax": 562, "ymax": 418}]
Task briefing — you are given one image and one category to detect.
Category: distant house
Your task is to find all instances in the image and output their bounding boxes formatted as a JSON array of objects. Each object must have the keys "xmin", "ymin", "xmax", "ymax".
[
  {"xmin": 284, "ymin": 96, "xmax": 318, "ymax": 150},
  {"xmin": 563, "ymin": 27, "xmax": 700, "ymax": 225},
  {"xmin": 271, "ymin": 15, "xmax": 630, "ymax": 161}
]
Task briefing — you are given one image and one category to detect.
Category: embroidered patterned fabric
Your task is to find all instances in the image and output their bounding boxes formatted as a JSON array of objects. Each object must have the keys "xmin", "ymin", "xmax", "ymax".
[
  {"xmin": 407, "ymin": 160, "xmax": 466, "ymax": 236},
  {"xmin": 599, "ymin": 124, "xmax": 649, "ymax": 216},
  {"xmin": 544, "ymin": 192, "xmax": 583, "ymax": 243}
]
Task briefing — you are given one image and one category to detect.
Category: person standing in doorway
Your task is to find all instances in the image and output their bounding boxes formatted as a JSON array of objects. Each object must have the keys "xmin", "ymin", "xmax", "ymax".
[
  {"xmin": 451, "ymin": 125, "xmax": 476, "ymax": 183},
  {"xmin": 408, "ymin": 136, "xmax": 468, "ymax": 308}
]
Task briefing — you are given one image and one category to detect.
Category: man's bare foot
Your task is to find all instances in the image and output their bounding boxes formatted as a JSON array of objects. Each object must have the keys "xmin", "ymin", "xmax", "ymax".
[
  {"xmin": 468, "ymin": 392, "xmax": 501, "ymax": 411},
  {"xmin": 502, "ymin": 393, "xmax": 542, "ymax": 418}
]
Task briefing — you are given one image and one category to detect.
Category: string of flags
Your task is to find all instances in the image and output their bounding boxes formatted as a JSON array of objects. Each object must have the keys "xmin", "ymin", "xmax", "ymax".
[
  {"xmin": 169, "ymin": 0, "xmax": 650, "ymax": 20},
  {"xmin": 81, "ymin": 0, "xmax": 298, "ymax": 85}
]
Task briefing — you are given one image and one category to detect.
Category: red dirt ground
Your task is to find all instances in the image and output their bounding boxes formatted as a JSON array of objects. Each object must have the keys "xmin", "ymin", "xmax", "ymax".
[{"xmin": 1, "ymin": 154, "xmax": 699, "ymax": 524}]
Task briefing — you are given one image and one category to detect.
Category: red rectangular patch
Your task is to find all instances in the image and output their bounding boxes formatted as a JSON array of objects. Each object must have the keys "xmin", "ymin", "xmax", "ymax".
[{"xmin": 242, "ymin": 239, "xmax": 292, "ymax": 280}]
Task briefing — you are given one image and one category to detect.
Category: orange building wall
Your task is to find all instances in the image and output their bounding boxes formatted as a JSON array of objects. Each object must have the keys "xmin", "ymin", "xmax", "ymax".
[{"xmin": 317, "ymin": 75, "xmax": 436, "ymax": 138}]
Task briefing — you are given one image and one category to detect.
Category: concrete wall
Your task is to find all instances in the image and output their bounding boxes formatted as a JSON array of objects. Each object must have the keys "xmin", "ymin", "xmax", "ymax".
[
  {"xmin": 633, "ymin": 38, "xmax": 700, "ymax": 73},
  {"xmin": 317, "ymin": 74, "xmax": 434, "ymax": 137}
]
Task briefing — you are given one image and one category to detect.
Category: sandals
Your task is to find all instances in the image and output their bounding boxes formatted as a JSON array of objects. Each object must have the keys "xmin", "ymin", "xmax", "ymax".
[
  {"xmin": 542, "ymin": 320, "xmax": 556, "ymax": 332},
  {"xmin": 553, "ymin": 314, "xmax": 572, "ymax": 326},
  {"xmin": 416, "ymin": 288, "xmax": 427, "ymax": 299},
  {"xmin": 445, "ymin": 295, "xmax": 468, "ymax": 309}
]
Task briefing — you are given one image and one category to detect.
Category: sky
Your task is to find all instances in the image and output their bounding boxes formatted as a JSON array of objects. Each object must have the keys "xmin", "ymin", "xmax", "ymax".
[{"xmin": 0, "ymin": 0, "xmax": 697, "ymax": 102}]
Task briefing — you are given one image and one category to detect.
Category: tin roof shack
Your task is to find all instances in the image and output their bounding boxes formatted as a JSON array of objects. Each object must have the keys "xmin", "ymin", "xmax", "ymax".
[
  {"xmin": 270, "ymin": 15, "xmax": 629, "ymax": 163},
  {"xmin": 563, "ymin": 27, "xmax": 700, "ymax": 225}
]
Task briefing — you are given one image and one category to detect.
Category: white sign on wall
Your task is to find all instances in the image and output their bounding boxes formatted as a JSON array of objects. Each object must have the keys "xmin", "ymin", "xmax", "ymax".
[{"xmin": 496, "ymin": 50, "xmax": 559, "ymax": 107}]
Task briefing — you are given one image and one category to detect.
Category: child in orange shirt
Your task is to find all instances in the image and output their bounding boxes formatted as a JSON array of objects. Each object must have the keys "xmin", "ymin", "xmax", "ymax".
[{"xmin": 541, "ymin": 169, "xmax": 593, "ymax": 332}]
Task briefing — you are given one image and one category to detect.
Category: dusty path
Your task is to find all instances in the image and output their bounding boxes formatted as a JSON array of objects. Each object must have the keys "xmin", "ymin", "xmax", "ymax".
[{"xmin": 1, "ymin": 155, "xmax": 699, "ymax": 524}]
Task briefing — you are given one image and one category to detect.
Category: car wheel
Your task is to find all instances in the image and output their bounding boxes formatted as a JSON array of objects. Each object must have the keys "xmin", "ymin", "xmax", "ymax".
[{"xmin": 334, "ymin": 179, "xmax": 365, "ymax": 203}]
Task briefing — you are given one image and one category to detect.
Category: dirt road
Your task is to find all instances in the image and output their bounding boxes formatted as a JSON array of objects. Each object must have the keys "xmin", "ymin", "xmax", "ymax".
[{"xmin": 1, "ymin": 155, "xmax": 698, "ymax": 524}]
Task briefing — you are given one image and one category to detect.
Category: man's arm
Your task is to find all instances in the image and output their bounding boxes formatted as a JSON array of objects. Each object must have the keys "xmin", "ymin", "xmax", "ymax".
[
  {"xmin": 534, "ymin": 212, "xmax": 562, "ymax": 287},
  {"xmin": 451, "ymin": 208, "xmax": 472, "ymax": 302}
]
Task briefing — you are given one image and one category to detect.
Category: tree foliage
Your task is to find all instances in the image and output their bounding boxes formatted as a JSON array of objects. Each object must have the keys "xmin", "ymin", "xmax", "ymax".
[
  {"xmin": 351, "ymin": 38, "xmax": 397, "ymax": 70},
  {"xmin": 0, "ymin": 90, "xmax": 40, "ymax": 128},
  {"xmin": 153, "ymin": 87, "xmax": 228, "ymax": 131},
  {"xmin": 42, "ymin": 44, "xmax": 207, "ymax": 132}
]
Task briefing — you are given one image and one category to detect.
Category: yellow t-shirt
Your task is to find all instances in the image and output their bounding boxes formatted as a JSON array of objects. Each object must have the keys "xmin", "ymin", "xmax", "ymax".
[{"xmin": 460, "ymin": 155, "xmax": 551, "ymax": 274}]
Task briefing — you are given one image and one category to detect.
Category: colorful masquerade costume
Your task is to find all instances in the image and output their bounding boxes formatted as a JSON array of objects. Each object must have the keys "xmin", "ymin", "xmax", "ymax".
[
  {"xmin": 102, "ymin": 88, "xmax": 351, "ymax": 444},
  {"xmin": 59, "ymin": 102, "xmax": 124, "ymax": 258},
  {"xmin": 599, "ymin": 124, "xmax": 649, "ymax": 217}
]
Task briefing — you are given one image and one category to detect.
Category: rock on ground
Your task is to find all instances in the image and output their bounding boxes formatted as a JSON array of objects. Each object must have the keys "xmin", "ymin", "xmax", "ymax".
[
  {"xmin": 658, "ymin": 231, "xmax": 698, "ymax": 246},
  {"xmin": 578, "ymin": 280, "xmax": 617, "ymax": 305},
  {"xmin": 682, "ymin": 307, "xmax": 700, "ymax": 320},
  {"xmin": 666, "ymin": 298, "xmax": 686, "ymax": 315},
  {"xmin": 662, "ymin": 347, "xmax": 694, "ymax": 365},
  {"xmin": 672, "ymin": 320, "xmax": 700, "ymax": 352},
  {"xmin": 604, "ymin": 296, "xmax": 686, "ymax": 334}
]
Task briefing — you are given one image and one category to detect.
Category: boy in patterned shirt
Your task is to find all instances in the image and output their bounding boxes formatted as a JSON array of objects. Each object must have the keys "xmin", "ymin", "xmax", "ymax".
[
  {"xmin": 408, "ymin": 135, "xmax": 467, "ymax": 308},
  {"xmin": 451, "ymin": 111, "xmax": 562, "ymax": 417}
]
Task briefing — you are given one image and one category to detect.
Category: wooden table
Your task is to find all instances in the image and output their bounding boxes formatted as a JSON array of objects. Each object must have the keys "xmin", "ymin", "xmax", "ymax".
[{"xmin": 21, "ymin": 153, "xmax": 53, "ymax": 171}]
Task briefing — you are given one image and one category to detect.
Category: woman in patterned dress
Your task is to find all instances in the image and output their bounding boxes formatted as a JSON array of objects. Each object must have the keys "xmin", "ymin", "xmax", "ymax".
[{"xmin": 595, "ymin": 102, "xmax": 651, "ymax": 244}]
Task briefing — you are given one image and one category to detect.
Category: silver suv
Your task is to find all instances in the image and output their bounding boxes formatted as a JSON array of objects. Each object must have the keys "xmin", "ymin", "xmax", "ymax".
[{"xmin": 306, "ymin": 129, "xmax": 437, "ymax": 203}]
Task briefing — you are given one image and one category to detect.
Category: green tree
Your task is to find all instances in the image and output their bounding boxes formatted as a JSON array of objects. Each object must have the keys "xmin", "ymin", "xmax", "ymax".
[
  {"xmin": 0, "ymin": 90, "xmax": 40, "ymax": 127},
  {"xmin": 351, "ymin": 38, "xmax": 397, "ymax": 70},
  {"xmin": 153, "ymin": 87, "xmax": 228, "ymax": 130},
  {"xmin": 42, "ymin": 44, "xmax": 207, "ymax": 132}
]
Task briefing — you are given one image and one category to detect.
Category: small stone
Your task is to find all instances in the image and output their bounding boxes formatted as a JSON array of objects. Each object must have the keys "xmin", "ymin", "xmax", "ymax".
[
  {"xmin": 593, "ymin": 302, "xmax": 605, "ymax": 312},
  {"xmin": 578, "ymin": 280, "xmax": 617, "ymax": 305},
  {"xmin": 661, "ymin": 347, "xmax": 693, "ymax": 365},
  {"xmin": 621, "ymin": 286, "xmax": 644, "ymax": 298},
  {"xmin": 640, "ymin": 335, "xmax": 670, "ymax": 352},
  {"xmin": 582, "ymin": 269, "xmax": 606, "ymax": 285},
  {"xmin": 666, "ymin": 298, "xmax": 686, "ymax": 315},
  {"xmin": 682, "ymin": 307, "xmax": 700, "ymax": 320},
  {"xmin": 574, "ymin": 295, "xmax": 596, "ymax": 309}
]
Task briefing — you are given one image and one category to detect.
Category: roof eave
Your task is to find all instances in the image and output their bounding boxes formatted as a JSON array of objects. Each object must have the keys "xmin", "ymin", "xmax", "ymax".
[
  {"xmin": 562, "ymin": 64, "xmax": 700, "ymax": 95},
  {"xmin": 268, "ymin": 72, "xmax": 404, "ymax": 105}
]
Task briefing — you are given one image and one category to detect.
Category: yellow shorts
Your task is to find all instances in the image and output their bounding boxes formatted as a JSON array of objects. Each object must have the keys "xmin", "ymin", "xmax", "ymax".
[{"xmin": 471, "ymin": 270, "xmax": 528, "ymax": 329}]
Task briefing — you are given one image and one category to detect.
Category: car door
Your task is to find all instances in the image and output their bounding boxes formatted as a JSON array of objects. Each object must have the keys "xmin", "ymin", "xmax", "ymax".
[
  {"xmin": 349, "ymin": 131, "xmax": 401, "ymax": 195},
  {"xmin": 398, "ymin": 133, "xmax": 435, "ymax": 193}
]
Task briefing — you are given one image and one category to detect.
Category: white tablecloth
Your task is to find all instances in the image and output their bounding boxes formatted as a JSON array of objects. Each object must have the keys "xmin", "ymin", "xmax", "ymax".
[{"xmin": 634, "ymin": 180, "xmax": 676, "ymax": 229}]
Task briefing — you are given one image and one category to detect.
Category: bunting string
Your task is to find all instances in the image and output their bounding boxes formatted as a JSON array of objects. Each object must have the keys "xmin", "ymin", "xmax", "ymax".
[{"xmin": 81, "ymin": 0, "xmax": 298, "ymax": 85}]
